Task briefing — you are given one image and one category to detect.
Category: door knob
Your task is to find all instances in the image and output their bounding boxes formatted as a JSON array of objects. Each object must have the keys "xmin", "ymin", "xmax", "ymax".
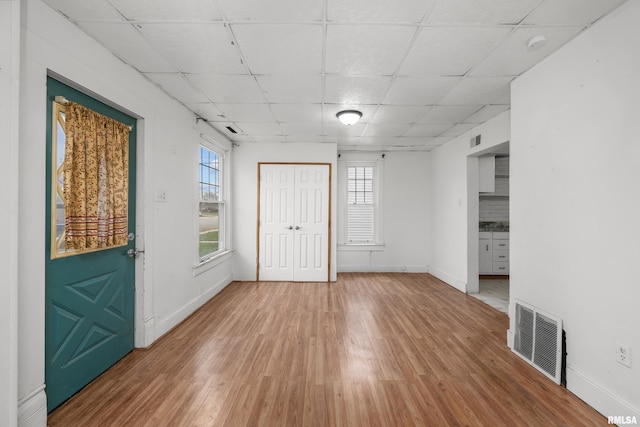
[
  {"xmin": 285, "ymin": 225, "xmax": 293, "ymax": 230},
  {"xmin": 126, "ymin": 248, "xmax": 144, "ymax": 258},
  {"xmin": 295, "ymin": 226, "xmax": 301, "ymax": 230}
]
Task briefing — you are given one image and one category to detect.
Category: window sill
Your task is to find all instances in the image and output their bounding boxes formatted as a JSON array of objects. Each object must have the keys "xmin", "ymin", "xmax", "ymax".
[
  {"xmin": 193, "ymin": 249, "xmax": 233, "ymax": 276},
  {"xmin": 338, "ymin": 244, "xmax": 386, "ymax": 252}
]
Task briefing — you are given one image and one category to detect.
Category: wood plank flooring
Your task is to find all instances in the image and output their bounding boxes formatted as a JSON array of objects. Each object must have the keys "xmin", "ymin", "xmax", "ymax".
[{"xmin": 48, "ymin": 273, "xmax": 605, "ymax": 426}]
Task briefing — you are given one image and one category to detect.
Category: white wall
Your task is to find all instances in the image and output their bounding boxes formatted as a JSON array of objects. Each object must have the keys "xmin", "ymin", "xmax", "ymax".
[
  {"xmin": 1, "ymin": 1, "xmax": 20, "ymax": 426},
  {"xmin": 429, "ymin": 112, "xmax": 510, "ymax": 292},
  {"xmin": 337, "ymin": 151, "xmax": 430, "ymax": 272},
  {"xmin": 232, "ymin": 142, "xmax": 338, "ymax": 281},
  {"xmin": 18, "ymin": 0, "xmax": 233, "ymax": 424},
  {"xmin": 510, "ymin": 1, "xmax": 639, "ymax": 419}
]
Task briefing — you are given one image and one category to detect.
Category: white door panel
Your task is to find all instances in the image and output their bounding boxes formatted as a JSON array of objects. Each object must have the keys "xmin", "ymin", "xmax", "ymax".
[
  {"xmin": 294, "ymin": 165, "xmax": 328, "ymax": 281},
  {"xmin": 259, "ymin": 164, "xmax": 329, "ymax": 282},
  {"xmin": 259, "ymin": 165, "xmax": 294, "ymax": 281}
]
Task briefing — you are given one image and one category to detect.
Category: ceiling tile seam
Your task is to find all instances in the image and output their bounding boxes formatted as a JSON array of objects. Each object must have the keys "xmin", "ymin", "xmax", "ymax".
[
  {"xmin": 420, "ymin": 0, "xmax": 440, "ymax": 25},
  {"xmin": 518, "ymin": 0, "xmax": 549, "ymax": 26},
  {"xmin": 217, "ymin": 5, "xmax": 284, "ymax": 139},
  {"xmin": 356, "ymin": 24, "xmax": 428, "ymax": 144},
  {"xmin": 202, "ymin": 0, "xmax": 261, "ymax": 139},
  {"xmin": 107, "ymin": 3, "xmax": 237, "ymax": 132},
  {"xmin": 320, "ymin": 0, "xmax": 328, "ymax": 136}
]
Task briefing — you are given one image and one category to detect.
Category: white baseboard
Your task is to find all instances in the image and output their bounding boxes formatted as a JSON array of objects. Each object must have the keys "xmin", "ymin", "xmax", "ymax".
[
  {"xmin": 566, "ymin": 367, "xmax": 640, "ymax": 421},
  {"xmin": 336, "ymin": 265, "xmax": 428, "ymax": 273},
  {"xmin": 154, "ymin": 274, "xmax": 232, "ymax": 340},
  {"xmin": 427, "ymin": 266, "xmax": 467, "ymax": 293},
  {"xmin": 506, "ymin": 329, "xmax": 514, "ymax": 349},
  {"xmin": 142, "ymin": 316, "xmax": 156, "ymax": 348},
  {"xmin": 18, "ymin": 386, "xmax": 46, "ymax": 427}
]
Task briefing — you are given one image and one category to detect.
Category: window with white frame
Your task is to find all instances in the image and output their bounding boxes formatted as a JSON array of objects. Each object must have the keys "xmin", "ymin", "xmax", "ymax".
[
  {"xmin": 198, "ymin": 143, "xmax": 225, "ymax": 262},
  {"xmin": 341, "ymin": 158, "xmax": 383, "ymax": 245}
]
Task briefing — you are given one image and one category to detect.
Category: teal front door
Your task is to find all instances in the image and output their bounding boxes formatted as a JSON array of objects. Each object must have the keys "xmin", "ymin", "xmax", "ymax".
[{"xmin": 45, "ymin": 77, "xmax": 137, "ymax": 412}]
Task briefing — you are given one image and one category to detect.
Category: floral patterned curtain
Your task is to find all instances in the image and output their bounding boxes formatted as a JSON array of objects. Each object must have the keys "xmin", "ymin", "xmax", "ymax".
[{"xmin": 64, "ymin": 102, "xmax": 129, "ymax": 250}]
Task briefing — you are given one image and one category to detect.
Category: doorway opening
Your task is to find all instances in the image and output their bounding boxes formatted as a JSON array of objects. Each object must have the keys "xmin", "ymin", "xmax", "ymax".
[{"xmin": 468, "ymin": 142, "xmax": 510, "ymax": 314}]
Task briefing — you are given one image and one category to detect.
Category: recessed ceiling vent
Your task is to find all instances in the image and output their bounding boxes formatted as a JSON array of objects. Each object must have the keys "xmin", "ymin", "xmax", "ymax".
[
  {"xmin": 514, "ymin": 300, "xmax": 563, "ymax": 384},
  {"xmin": 226, "ymin": 126, "xmax": 237, "ymax": 134}
]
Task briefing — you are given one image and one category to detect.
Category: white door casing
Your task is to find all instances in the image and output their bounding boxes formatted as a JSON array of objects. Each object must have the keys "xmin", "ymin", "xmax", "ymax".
[{"xmin": 259, "ymin": 164, "xmax": 330, "ymax": 282}]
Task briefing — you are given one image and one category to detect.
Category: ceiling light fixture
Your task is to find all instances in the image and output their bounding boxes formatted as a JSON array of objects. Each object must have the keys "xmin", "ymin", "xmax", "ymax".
[
  {"xmin": 527, "ymin": 35, "xmax": 547, "ymax": 51},
  {"xmin": 336, "ymin": 110, "xmax": 362, "ymax": 126}
]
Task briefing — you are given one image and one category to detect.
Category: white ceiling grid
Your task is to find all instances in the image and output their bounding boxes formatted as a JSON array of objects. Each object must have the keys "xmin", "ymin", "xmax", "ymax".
[{"xmin": 42, "ymin": 0, "xmax": 627, "ymax": 150}]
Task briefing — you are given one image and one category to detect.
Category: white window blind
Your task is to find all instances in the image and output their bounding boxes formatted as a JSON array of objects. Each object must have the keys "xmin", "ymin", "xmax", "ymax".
[{"xmin": 347, "ymin": 166, "xmax": 374, "ymax": 243}]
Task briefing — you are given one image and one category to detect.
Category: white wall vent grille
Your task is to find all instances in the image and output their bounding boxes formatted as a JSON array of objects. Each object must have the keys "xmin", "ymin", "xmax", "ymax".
[{"xmin": 513, "ymin": 300, "xmax": 563, "ymax": 383}]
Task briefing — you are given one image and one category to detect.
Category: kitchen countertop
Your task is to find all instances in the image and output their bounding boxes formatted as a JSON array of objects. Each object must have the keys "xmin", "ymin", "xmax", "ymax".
[{"xmin": 479, "ymin": 221, "xmax": 509, "ymax": 232}]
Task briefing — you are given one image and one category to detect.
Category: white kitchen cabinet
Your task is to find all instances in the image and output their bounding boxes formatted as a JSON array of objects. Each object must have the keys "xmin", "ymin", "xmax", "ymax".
[
  {"xmin": 491, "ymin": 232, "xmax": 509, "ymax": 274},
  {"xmin": 479, "ymin": 231, "xmax": 509, "ymax": 275},
  {"xmin": 479, "ymin": 232, "xmax": 493, "ymax": 274},
  {"xmin": 478, "ymin": 155, "xmax": 496, "ymax": 193}
]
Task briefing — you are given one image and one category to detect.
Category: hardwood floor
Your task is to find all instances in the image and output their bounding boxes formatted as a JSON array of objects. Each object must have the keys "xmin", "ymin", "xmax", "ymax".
[{"xmin": 48, "ymin": 273, "xmax": 605, "ymax": 426}]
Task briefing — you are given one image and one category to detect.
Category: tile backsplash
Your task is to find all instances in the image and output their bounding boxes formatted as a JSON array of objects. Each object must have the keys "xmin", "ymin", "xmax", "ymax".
[{"xmin": 480, "ymin": 198, "xmax": 509, "ymax": 222}]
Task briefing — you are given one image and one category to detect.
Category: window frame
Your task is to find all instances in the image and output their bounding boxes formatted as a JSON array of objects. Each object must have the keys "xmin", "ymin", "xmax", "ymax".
[
  {"xmin": 195, "ymin": 135, "xmax": 228, "ymax": 267},
  {"xmin": 339, "ymin": 154, "xmax": 384, "ymax": 249}
]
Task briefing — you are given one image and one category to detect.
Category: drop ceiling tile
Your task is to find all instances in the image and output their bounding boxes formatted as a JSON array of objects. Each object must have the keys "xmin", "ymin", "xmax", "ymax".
[
  {"xmin": 280, "ymin": 123, "xmax": 323, "ymax": 136},
  {"xmin": 384, "ymin": 77, "xmax": 461, "ymax": 105},
  {"xmin": 256, "ymin": 75, "xmax": 322, "ymax": 103},
  {"xmin": 234, "ymin": 122, "xmax": 283, "ymax": 136},
  {"xmin": 216, "ymin": 103, "xmax": 275, "ymax": 122},
  {"xmin": 185, "ymin": 102, "xmax": 226, "ymax": 122},
  {"xmin": 138, "ymin": 23, "xmax": 245, "ymax": 73},
  {"xmin": 362, "ymin": 124, "xmax": 412, "ymax": 137},
  {"xmin": 287, "ymin": 136, "xmax": 329, "ymax": 143},
  {"xmin": 524, "ymin": 0, "xmax": 627, "ymax": 26},
  {"xmin": 419, "ymin": 106, "xmax": 482, "ymax": 123},
  {"xmin": 230, "ymin": 135, "xmax": 260, "ymax": 142},
  {"xmin": 427, "ymin": 0, "xmax": 542, "ymax": 24},
  {"xmin": 465, "ymin": 105, "xmax": 510, "ymax": 123},
  {"xmin": 359, "ymin": 136, "xmax": 403, "ymax": 146},
  {"xmin": 43, "ymin": 0, "xmax": 123, "ymax": 21},
  {"xmin": 218, "ymin": 0, "xmax": 323, "ymax": 21},
  {"xmin": 438, "ymin": 77, "xmax": 513, "ymax": 105},
  {"xmin": 325, "ymin": 25, "xmax": 417, "ymax": 75},
  {"xmin": 470, "ymin": 27, "xmax": 583, "ymax": 77},
  {"xmin": 440, "ymin": 123, "xmax": 476, "ymax": 137},
  {"xmin": 186, "ymin": 74, "xmax": 264, "ymax": 103},
  {"xmin": 391, "ymin": 136, "xmax": 436, "ymax": 146},
  {"xmin": 429, "ymin": 136, "xmax": 455, "ymax": 147},
  {"xmin": 404, "ymin": 123, "xmax": 453, "ymax": 137},
  {"xmin": 145, "ymin": 73, "xmax": 207, "ymax": 104},
  {"xmin": 324, "ymin": 76, "xmax": 392, "ymax": 105},
  {"xmin": 251, "ymin": 136, "xmax": 289, "ymax": 142},
  {"xmin": 327, "ymin": 0, "xmax": 436, "ymax": 23},
  {"xmin": 324, "ymin": 123, "xmax": 366, "ymax": 137},
  {"xmin": 232, "ymin": 24, "xmax": 323, "ymax": 74},
  {"xmin": 492, "ymin": 93, "xmax": 510, "ymax": 105},
  {"xmin": 400, "ymin": 27, "xmax": 512, "ymax": 76},
  {"xmin": 109, "ymin": 0, "xmax": 222, "ymax": 21},
  {"xmin": 371, "ymin": 106, "xmax": 429, "ymax": 124},
  {"xmin": 271, "ymin": 104, "xmax": 322, "ymax": 122},
  {"xmin": 335, "ymin": 137, "xmax": 363, "ymax": 145},
  {"xmin": 80, "ymin": 23, "xmax": 175, "ymax": 72},
  {"xmin": 323, "ymin": 104, "xmax": 378, "ymax": 125}
]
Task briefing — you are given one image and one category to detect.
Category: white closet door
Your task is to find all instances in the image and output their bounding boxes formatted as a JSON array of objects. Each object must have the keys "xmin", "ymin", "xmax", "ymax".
[
  {"xmin": 259, "ymin": 164, "xmax": 295, "ymax": 281},
  {"xmin": 293, "ymin": 165, "xmax": 329, "ymax": 282},
  {"xmin": 259, "ymin": 164, "xmax": 329, "ymax": 282}
]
